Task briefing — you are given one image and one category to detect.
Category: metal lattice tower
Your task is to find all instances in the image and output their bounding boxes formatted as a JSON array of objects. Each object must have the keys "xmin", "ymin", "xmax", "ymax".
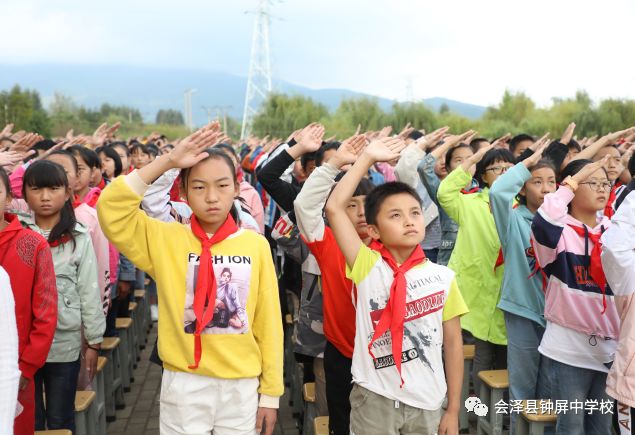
[{"xmin": 240, "ymin": 0, "xmax": 273, "ymax": 140}]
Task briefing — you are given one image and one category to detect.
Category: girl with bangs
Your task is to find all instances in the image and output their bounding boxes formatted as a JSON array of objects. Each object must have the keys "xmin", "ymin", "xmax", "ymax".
[{"xmin": 20, "ymin": 160, "xmax": 105, "ymax": 433}]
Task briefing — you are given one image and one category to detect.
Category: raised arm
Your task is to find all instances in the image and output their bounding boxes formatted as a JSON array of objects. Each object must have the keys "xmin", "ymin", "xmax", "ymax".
[
  {"xmin": 295, "ymin": 134, "xmax": 365, "ymax": 242},
  {"xmin": 98, "ymin": 123, "xmax": 222, "ymax": 275},
  {"xmin": 325, "ymin": 137, "xmax": 405, "ymax": 267},
  {"xmin": 257, "ymin": 123, "xmax": 325, "ymax": 212},
  {"xmin": 490, "ymin": 139, "xmax": 550, "ymax": 245},
  {"xmin": 394, "ymin": 127, "xmax": 449, "ymax": 188},
  {"xmin": 601, "ymin": 188, "xmax": 635, "ymax": 296},
  {"xmin": 141, "ymin": 168, "xmax": 181, "ymax": 222},
  {"xmin": 437, "ymin": 143, "xmax": 491, "ymax": 224},
  {"xmin": 573, "ymin": 127, "xmax": 635, "ymax": 162}
]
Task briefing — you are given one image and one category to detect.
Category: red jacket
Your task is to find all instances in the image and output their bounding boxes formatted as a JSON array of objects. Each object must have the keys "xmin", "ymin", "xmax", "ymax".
[{"xmin": 0, "ymin": 214, "xmax": 57, "ymax": 380}]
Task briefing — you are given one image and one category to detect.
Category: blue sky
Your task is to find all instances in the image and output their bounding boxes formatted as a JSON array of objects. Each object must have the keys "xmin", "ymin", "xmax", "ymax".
[{"xmin": 2, "ymin": 0, "xmax": 634, "ymax": 107}]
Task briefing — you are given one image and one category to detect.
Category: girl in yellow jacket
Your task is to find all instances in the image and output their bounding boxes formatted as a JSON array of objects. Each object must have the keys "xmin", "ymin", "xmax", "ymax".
[{"xmin": 97, "ymin": 123, "xmax": 283, "ymax": 435}]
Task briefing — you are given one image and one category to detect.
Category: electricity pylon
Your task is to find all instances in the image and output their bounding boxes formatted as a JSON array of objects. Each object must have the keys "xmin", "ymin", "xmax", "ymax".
[{"xmin": 240, "ymin": 0, "xmax": 273, "ymax": 140}]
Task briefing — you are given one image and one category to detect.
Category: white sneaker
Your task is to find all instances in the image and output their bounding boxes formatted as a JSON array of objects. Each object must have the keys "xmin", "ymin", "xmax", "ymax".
[{"xmin": 151, "ymin": 304, "xmax": 159, "ymax": 322}]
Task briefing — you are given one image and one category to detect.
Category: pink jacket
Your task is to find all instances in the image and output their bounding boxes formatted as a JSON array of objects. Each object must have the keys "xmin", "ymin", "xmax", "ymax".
[
  {"xmin": 531, "ymin": 186, "xmax": 619, "ymax": 339},
  {"xmin": 240, "ymin": 181, "xmax": 265, "ymax": 233},
  {"xmin": 602, "ymin": 190, "xmax": 635, "ymax": 407}
]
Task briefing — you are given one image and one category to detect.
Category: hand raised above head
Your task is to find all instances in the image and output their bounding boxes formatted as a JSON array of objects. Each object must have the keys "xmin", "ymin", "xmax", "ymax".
[{"xmin": 363, "ymin": 136, "xmax": 406, "ymax": 163}]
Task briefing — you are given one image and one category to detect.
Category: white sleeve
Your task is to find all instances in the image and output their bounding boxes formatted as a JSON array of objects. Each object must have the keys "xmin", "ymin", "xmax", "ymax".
[
  {"xmin": 394, "ymin": 144, "xmax": 425, "ymax": 189},
  {"xmin": 0, "ymin": 267, "xmax": 20, "ymax": 428},
  {"xmin": 141, "ymin": 168, "xmax": 180, "ymax": 222},
  {"xmin": 294, "ymin": 163, "xmax": 340, "ymax": 243},
  {"xmin": 601, "ymin": 191, "xmax": 635, "ymax": 296}
]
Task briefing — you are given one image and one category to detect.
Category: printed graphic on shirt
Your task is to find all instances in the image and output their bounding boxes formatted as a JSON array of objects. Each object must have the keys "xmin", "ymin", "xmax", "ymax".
[
  {"xmin": 367, "ymin": 277, "xmax": 446, "ymax": 372},
  {"xmin": 183, "ymin": 254, "xmax": 251, "ymax": 335}
]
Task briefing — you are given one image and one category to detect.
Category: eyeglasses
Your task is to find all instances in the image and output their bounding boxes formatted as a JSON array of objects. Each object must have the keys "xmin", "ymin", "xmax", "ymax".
[
  {"xmin": 579, "ymin": 181, "xmax": 612, "ymax": 192},
  {"xmin": 485, "ymin": 166, "xmax": 511, "ymax": 175}
]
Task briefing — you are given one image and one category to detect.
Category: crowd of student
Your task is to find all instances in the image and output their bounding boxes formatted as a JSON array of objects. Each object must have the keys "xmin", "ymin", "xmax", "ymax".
[{"xmin": 0, "ymin": 118, "xmax": 633, "ymax": 435}]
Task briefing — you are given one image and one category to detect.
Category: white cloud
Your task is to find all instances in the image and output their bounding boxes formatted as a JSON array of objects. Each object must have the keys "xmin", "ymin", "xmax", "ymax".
[{"xmin": 1, "ymin": 0, "xmax": 634, "ymax": 107}]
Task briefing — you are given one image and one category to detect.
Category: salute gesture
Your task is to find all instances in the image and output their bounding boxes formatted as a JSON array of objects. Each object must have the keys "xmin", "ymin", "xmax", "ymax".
[
  {"xmin": 363, "ymin": 137, "xmax": 407, "ymax": 163},
  {"xmin": 461, "ymin": 143, "xmax": 494, "ymax": 172},
  {"xmin": 287, "ymin": 123, "xmax": 325, "ymax": 160},
  {"xmin": 166, "ymin": 122, "xmax": 222, "ymax": 169},
  {"xmin": 522, "ymin": 134, "xmax": 551, "ymax": 167},
  {"xmin": 328, "ymin": 134, "xmax": 366, "ymax": 170},
  {"xmin": 560, "ymin": 122, "xmax": 576, "ymax": 145}
]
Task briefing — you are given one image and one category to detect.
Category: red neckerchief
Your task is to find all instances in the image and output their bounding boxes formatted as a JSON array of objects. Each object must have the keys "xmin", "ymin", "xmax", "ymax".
[
  {"xmin": 368, "ymin": 244, "xmax": 426, "ymax": 387},
  {"xmin": 49, "ymin": 234, "xmax": 73, "ymax": 247},
  {"xmin": 603, "ymin": 182, "xmax": 622, "ymax": 219},
  {"xmin": 528, "ymin": 238, "xmax": 548, "ymax": 291},
  {"xmin": 72, "ymin": 194, "xmax": 82, "ymax": 209},
  {"xmin": 494, "ymin": 204, "xmax": 519, "ymax": 270},
  {"xmin": 97, "ymin": 178, "xmax": 106, "ymax": 190},
  {"xmin": 461, "ymin": 186, "xmax": 479, "ymax": 194},
  {"xmin": 188, "ymin": 214, "xmax": 239, "ymax": 369},
  {"xmin": 568, "ymin": 223, "xmax": 607, "ymax": 313}
]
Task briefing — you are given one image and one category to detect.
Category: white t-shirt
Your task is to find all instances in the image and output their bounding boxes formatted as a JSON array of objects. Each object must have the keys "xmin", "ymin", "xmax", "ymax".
[
  {"xmin": 0, "ymin": 266, "xmax": 20, "ymax": 431},
  {"xmin": 346, "ymin": 245, "xmax": 468, "ymax": 410},
  {"xmin": 539, "ymin": 320, "xmax": 617, "ymax": 373}
]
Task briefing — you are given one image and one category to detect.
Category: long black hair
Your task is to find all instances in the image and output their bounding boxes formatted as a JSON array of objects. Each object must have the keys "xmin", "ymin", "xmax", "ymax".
[
  {"xmin": 180, "ymin": 148, "xmax": 240, "ymax": 223},
  {"xmin": 22, "ymin": 160, "xmax": 77, "ymax": 248},
  {"xmin": 0, "ymin": 167, "xmax": 10, "ymax": 197},
  {"xmin": 96, "ymin": 145, "xmax": 123, "ymax": 178}
]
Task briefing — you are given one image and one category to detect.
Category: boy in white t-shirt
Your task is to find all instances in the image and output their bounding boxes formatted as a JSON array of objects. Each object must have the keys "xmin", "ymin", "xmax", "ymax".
[{"xmin": 325, "ymin": 136, "xmax": 468, "ymax": 435}]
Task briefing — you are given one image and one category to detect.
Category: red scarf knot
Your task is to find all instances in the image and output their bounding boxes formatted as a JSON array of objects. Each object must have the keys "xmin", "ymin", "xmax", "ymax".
[
  {"xmin": 568, "ymin": 224, "xmax": 607, "ymax": 313},
  {"xmin": 188, "ymin": 214, "xmax": 239, "ymax": 369},
  {"xmin": 368, "ymin": 245, "xmax": 426, "ymax": 387}
]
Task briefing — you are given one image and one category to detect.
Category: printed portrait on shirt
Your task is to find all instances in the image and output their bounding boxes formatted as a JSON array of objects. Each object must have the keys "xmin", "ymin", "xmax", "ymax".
[{"xmin": 183, "ymin": 254, "xmax": 251, "ymax": 335}]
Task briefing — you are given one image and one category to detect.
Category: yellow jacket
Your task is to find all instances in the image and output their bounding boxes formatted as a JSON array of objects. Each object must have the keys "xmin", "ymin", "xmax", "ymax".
[{"xmin": 97, "ymin": 172, "xmax": 283, "ymax": 406}]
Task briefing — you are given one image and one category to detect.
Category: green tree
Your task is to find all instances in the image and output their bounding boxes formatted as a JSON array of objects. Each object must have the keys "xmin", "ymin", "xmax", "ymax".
[
  {"xmin": 156, "ymin": 109, "xmax": 185, "ymax": 125},
  {"xmin": 251, "ymin": 93, "xmax": 329, "ymax": 138},
  {"xmin": 0, "ymin": 85, "xmax": 50, "ymax": 136}
]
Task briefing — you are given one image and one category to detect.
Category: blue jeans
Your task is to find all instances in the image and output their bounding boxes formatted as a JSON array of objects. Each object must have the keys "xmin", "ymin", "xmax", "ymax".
[
  {"xmin": 505, "ymin": 312, "xmax": 551, "ymax": 433},
  {"xmin": 548, "ymin": 357, "xmax": 613, "ymax": 435},
  {"xmin": 34, "ymin": 358, "xmax": 81, "ymax": 432}
]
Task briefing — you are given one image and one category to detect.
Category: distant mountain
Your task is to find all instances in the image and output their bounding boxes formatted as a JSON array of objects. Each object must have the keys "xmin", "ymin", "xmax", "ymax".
[{"xmin": 0, "ymin": 64, "xmax": 486, "ymax": 125}]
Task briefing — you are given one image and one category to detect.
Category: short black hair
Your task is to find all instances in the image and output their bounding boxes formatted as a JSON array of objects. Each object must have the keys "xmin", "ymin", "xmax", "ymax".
[
  {"xmin": 301, "ymin": 151, "xmax": 318, "ymax": 171},
  {"xmin": 509, "ymin": 134, "xmax": 534, "ymax": 153},
  {"xmin": 445, "ymin": 143, "xmax": 472, "ymax": 170},
  {"xmin": 96, "ymin": 145, "xmax": 123, "ymax": 178},
  {"xmin": 316, "ymin": 142, "xmax": 340, "ymax": 166},
  {"xmin": 517, "ymin": 159, "xmax": 557, "ymax": 205},
  {"xmin": 408, "ymin": 130, "xmax": 424, "ymax": 141},
  {"xmin": 24, "ymin": 139, "xmax": 57, "ymax": 163},
  {"xmin": 568, "ymin": 139, "xmax": 582, "ymax": 153},
  {"xmin": 560, "ymin": 158, "xmax": 608, "ymax": 183},
  {"xmin": 68, "ymin": 145, "xmax": 101, "ymax": 169},
  {"xmin": 353, "ymin": 177, "xmax": 375, "ymax": 197},
  {"xmin": 364, "ymin": 181, "xmax": 422, "ymax": 226},
  {"xmin": 475, "ymin": 148, "xmax": 515, "ymax": 187},
  {"xmin": 470, "ymin": 137, "xmax": 489, "ymax": 153},
  {"xmin": 628, "ymin": 152, "xmax": 635, "ymax": 177}
]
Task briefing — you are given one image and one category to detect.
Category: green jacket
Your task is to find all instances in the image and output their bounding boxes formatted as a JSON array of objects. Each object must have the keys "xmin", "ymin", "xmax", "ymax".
[
  {"xmin": 20, "ymin": 217, "xmax": 105, "ymax": 362},
  {"xmin": 438, "ymin": 167, "xmax": 507, "ymax": 345}
]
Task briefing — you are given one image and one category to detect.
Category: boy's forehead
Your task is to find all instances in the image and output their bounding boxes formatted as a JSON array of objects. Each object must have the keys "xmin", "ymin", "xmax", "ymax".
[{"xmin": 379, "ymin": 193, "xmax": 421, "ymax": 211}]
